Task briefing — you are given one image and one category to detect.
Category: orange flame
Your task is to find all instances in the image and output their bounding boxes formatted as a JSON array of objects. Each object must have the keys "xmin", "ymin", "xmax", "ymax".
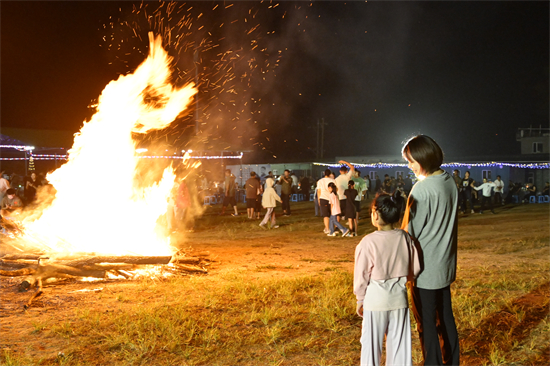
[{"xmin": 22, "ymin": 33, "xmax": 196, "ymax": 256}]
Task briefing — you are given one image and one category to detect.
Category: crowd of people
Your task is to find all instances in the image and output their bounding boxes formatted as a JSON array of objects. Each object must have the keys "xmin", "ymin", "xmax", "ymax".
[{"xmin": 2, "ymin": 133, "xmax": 549, "ymax": 366}]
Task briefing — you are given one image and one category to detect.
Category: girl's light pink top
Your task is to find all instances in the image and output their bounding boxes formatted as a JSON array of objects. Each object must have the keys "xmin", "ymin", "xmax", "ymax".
[
  {"xmin": 329, "ymin": 193, "xmax": 341, "ymax": 215},
  {"xmin": 354, "ymin": 229, "xmax": 421, "ymax": 302}
]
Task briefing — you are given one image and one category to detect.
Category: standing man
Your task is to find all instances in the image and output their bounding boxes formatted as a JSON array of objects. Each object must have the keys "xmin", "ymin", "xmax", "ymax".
[
  {"xmin": 352, "ymin": 170, "xmax": 367, "ymax": 236},
  {"xmin": 290, "ymin": 172, "xmax": 299, "ymax": 194},
  {"xmin": 374, "ymin": 175, "xmax": 382, "ymax": 193},
  {"xmin": 279, "ymin": 169, "xmax": 293, "ymax": 216},
  {"xmin": 221, "ymin": 169, "xmax": 239, "ymax": 216},
  {"xmin": 460, "ymin": 171, "xmax": 475, "ymax": 214},
  {"xmin": 363, "ymin": 174, "xmax": 371, "ymax": 199},
  {"xmin": 473, "ymin": 178, "xmax": 496, "ymax": 214},
  {"xmin": 452, "ymin": 170, "xmax": 462, "ymax": 190},
  {"xmin": 245, "ymin": 172, "xmax": 261, "ymax": 219},
  {"xmin": 334, "ymin": 161, "xmax": 356, "ymax": 222},
  {"xmin": 317, "ymin": 169, "xmax": 335, "ymax": 233},
  {"xmin": 300, "ymin": 176, "xmax": 311, "ymax": 201},
  {"xmin": 493, "ymin": 175, "xmax": 505, "ymax": 206}
]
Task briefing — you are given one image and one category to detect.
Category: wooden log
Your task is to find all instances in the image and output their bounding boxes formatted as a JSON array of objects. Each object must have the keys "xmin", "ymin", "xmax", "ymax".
[
  {"xmin": 172, "ymin": 263, "xmax": 208, "ymax": 274},
  {"xmin": 63, "ymin": 256, "xmax": 172, "ymax": 267},
  {"xmin": 0, "ymin": 259, "xmax": 37, "ymax": 269},
  {"xmin": 0, "ymin": 267, "xmax": 36, "ymax": 277},
  {"xmin": 1, "ymin": 254, "xmax": 46, "ymax": 261},
  {"xmin": 35, "ymin": 263, "xmax": 106, "ymax": 280},
  {"xmin": 1, "ymin": 263, "xmax": 105, "ymax": 280},
  {"xmin": 172, "ymin": 257, "xmax": 202, "ymax": 264}
]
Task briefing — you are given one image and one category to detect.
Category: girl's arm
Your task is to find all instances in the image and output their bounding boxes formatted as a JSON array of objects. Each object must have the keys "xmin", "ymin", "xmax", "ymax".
[{"xmin": 353, "ymin": 242, "xmax": 372, "ymax": 305}]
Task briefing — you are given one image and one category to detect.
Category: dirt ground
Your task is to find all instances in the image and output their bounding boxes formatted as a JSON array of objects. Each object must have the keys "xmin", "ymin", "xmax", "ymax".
[{"xmin": 1, "ymin": 201, "xmax": 549, "ymax": 364}]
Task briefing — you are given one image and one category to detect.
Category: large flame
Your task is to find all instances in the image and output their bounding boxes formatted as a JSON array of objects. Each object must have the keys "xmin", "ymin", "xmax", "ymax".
[{"xmin": 23, "ymin": 33, "xmax": 196, "ymax": 256}]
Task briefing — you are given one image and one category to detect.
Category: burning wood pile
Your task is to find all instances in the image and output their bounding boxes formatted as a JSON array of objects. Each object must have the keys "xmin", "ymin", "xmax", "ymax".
[
  {"xmin": 0, "ymin": 33, "xmax": 208, "ymax": 310},
  {"xmin": 0, "ymin": 249, "xmax": 213, "ymax": 309}
]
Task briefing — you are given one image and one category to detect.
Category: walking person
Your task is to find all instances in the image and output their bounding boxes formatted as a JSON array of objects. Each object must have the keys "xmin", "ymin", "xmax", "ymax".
[
  {"xmin": 363, "ymin": 174, "xmax": 371, "ymax": 199},
  {"xmin": 345, "ymin": 180, "xmax": 358, "ymax": 236},
  {"xmin": 255, "ymin": 174, "xmax": 263, "ymax": 219},
  {"xmin": 314, "ymin": 183, "xmax": 320, "ymax": 217},
  {"xmin": 353, "ymin": 170, "xmax": 367, "ymax": 234},
  {"xmin": 259, "ymin": 177, "xmax": 281, "ymax": 229},
  {"xmin": 374, "ymin": 175, "xmax": 382, "ymax": 193},
  {"xmin": 474, "ymin": 178, "xmax": 496, "ymax": 214},
  {"xmin": 354, "ymin": 192, "xmax": 421, "ymax": 366},
  {"xmin": 24, "ymin": 172, "xmax": 41, "ymax": 204},
  {"xmin": 317, "ymin": 169, "xmax": 336, "ymax": 234},
  {"xmin": 493, "ymin": 175, "xmax": 505, "ymax": 206},
  {"xmin": 460, "ymin": 171, "xmax": 475, "ymax": 214},
  {"xmin": 335, "ymin": 162, "xmax": 356, "ymax": 222},
  {"xmin": 278, "ymin": 169, "xmax": 293, "ymax": 216},
  {"xmin": 327, "ymin": 182, "xmax": 350, "ymax": 237},
  {"xmin": 245, "ymin": 172, "xmax": 261, "ymax": 219},
  {"xmin": 401, "ymin": 135, "xmax": 460, "ymax": 366},
  {"xmin": 300, "ymin": 176, "xmax": 311, "ymax": 201},
  {"xmin": 220, "ymin": 169, "xmax": 239, "ymax": 216}
]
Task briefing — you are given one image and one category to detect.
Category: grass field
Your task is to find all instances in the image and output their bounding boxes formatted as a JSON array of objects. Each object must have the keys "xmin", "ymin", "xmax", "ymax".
[{"xmin": 1, "ymin": 201, "xmax": 549, "ymax": 365}]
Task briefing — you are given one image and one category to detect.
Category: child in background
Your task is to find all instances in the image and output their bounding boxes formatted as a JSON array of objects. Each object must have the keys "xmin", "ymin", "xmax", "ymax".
[
  {"xmin": 354, "ymin": 192, "xmax": 421, "ymax": 366},
  {"xmin": 344, "ymin": 180, "xmax": 358, "ymax": 236},
  {"xmin": 260, "ymin": 177, "xmax": 282, "ymax": 229},
  {"xmin": 327, "ymin": 182, "xmax": 350, "ymax": 237}
]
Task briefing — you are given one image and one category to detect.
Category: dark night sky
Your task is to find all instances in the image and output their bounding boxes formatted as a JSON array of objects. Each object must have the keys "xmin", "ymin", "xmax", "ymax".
[{"xmin": 1, "ymin": 1, "xmax": 548, "ymax": 162}]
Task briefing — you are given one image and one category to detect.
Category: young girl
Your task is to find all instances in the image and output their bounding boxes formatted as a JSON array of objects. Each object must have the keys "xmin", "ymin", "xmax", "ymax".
[
  {"xmin": 327, "ymin": 182, "xmax": 350, "ymax": 237},
  {"xmin": 344, "ymin": 180, "xmax": 358, "ymax": 236},
  {"xmin": 354, "ymin": 192, "xmax": 421, "ymax": 366},
  {"xmin": 259, "ymin": 177, "xmax": 282, "ymax": 229}
]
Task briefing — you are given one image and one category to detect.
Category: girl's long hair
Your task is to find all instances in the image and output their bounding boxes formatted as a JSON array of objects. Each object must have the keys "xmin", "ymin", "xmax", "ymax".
[{"xmin": 328, "ymin": 182, "xmax": 337, "ymax": 195}]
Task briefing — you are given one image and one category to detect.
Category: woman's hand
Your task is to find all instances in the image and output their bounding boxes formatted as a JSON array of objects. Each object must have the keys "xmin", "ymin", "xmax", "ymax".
[{"xmin": 356, "ymin": 302, "xmax": 364, "ymax": 318}]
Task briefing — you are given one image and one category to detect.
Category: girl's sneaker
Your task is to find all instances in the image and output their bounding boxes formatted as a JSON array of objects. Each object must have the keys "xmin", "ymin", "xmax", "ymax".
[
  {"xmin": 327, "ymin": 232, "xmax": 337, "ymax": 237},
  {"xmin": 342, "ymin": 229, "xmax": 350, "ymax": 237},
  {"xmin": 272, "ymin": 225, "xmax": 280, "ymax": 229}
]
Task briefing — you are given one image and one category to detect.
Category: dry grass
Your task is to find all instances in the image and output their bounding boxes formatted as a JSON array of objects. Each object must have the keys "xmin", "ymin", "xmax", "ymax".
[{"xmin": 1, "ymin": 202, "xmax": 549, "ymax": 365}]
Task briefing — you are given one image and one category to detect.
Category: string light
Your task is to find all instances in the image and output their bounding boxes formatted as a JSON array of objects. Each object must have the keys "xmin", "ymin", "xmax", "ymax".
[
  {"xmin": 314, "ymin": 161, "xmax": 550, "ymax": 170},
  {"xmin": 0, "ymin": 144, "xmax": 34, "ymax": 151},
  {"xmin": 0, "ymin": 152, "xmax": 244, "ymax": 161}
]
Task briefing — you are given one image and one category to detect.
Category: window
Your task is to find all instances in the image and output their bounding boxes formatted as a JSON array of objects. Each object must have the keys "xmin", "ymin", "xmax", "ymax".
[
  {"xmin": 533, "ymin": 142, "xmax": 543, "ymax": 153},
  {"xmin": 369, "ymin": 171, "xmax": 376, "ymax": 179},
  {"xmin": 395, "ymin": 171, "xmax": 404, "ymax": 179},
  {"xmin": 482, "ymin": 170, "xmax": 492, "ymax": 180}
]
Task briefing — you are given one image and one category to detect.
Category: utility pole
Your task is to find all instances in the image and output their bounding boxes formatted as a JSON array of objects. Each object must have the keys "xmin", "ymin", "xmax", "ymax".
[
  {"xmin": 316, "ymin": 119, "xmax": 320, "ymax": 160},
  {"xmin": 314, "ymin": 118, "xmax": 328, "ymax": 160},
  {"xmin": 320, "ymin": 118, "xmax": 326, "ymax": 160}
]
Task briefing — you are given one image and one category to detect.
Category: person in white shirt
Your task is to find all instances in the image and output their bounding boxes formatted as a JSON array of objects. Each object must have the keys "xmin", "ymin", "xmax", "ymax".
[
  {"xmin": 334, "ymin": 160, "xmax": 355, "ymax": 222},
  {"xmin": 493, "ymin": 175, "xmax": 505, "ymax": 206},
  {"xmin": 473, "ymin": 178, "xmax": 496, "ymax": 214},
  {"xmin": 317, "ymin": 169, "xmax": 335, "ymax": 233}
]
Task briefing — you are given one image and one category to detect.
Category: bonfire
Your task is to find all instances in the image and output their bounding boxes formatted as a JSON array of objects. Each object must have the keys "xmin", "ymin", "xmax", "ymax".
[{"xmin": 0, "ymin": 33, "xmax": 212, "ymax": 308}]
